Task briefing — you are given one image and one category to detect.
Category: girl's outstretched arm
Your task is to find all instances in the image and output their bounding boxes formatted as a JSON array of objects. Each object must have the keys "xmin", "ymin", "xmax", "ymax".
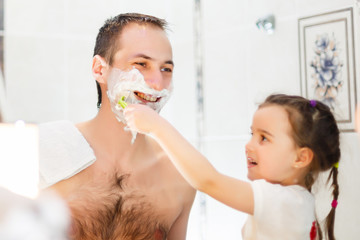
[{"xmin": 124, "ymin": 104, "xmax": 254, "ymax": 214}]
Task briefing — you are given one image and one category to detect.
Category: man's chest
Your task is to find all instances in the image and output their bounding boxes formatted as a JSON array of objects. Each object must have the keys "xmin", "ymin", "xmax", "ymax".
[
  {"xmin": 120, "ymin": 163, "xmax": 184, "ymax": 222},
  {"xmin": 83, "ymin": 157, "xmax": 184, "ymax": 229},
  {"xmin": 91, "ymin": 151, "xmax": 184, "ymax": 211},
  {"xmin": 69, "ymin": 169, "xmax": 183, "ymax": 240}
]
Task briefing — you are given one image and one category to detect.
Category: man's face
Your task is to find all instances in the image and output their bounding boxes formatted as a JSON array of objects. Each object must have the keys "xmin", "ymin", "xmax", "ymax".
[
  {"xmin": 109, "ymin": 23, "xmax": 174, "ymax": 101},
  {"xmin": 103, "ymin": 23, "xmax": 173, "ymax": 142}
]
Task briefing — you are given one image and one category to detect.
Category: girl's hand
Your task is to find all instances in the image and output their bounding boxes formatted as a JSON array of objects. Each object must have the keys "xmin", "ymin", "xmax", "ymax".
[{"xmin": 123, "ymin": 104, "xmax": 160, "ymax": 134}]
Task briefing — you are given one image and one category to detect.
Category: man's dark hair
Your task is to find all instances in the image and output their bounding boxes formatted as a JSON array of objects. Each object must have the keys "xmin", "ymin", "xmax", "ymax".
[{"xmin": 93, "ymin": 13, "xmax": 168, "ymax": 108}]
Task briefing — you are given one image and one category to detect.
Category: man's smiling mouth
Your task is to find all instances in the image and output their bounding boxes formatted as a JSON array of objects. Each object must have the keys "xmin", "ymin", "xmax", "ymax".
[{"xmin": 134, "ymin": 91, "xmax": 160, "ymax": 102}]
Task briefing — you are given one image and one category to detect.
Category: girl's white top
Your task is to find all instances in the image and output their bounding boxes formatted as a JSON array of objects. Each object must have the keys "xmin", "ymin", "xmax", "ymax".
[{"xmin": 242, "ymin": 179, "xmax": 315, "ymax": 240}]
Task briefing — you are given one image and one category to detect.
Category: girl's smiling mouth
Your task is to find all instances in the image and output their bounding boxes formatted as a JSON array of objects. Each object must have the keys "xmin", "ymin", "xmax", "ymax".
[{"xmin": 247, "ymin": 157, "xmax": 258, "ymax": 168}]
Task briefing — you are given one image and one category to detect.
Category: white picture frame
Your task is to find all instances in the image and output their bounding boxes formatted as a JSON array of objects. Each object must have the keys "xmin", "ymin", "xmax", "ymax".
[
  {"xmin": 0, "ymin": 68, "xmax": 5, "ymax": 122},
  {"xmin": 299, "ymin": 8, "xmax": 357, "ymax": 132}
]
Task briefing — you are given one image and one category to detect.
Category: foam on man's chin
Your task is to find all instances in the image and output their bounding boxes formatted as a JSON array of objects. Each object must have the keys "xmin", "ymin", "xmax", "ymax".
[{"xmin": 106, "ymin": 68, "xmax": 172, "ymax": 143}]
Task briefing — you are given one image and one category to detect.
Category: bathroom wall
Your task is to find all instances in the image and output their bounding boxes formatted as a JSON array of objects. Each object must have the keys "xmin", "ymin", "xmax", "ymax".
[{"xmin": 3, "ymin": 0, "xmax": 360, "ymax": 239}]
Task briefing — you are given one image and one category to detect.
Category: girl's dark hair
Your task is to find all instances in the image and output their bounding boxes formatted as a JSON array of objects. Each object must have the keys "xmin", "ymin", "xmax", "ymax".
[
  {"xmin": 259, "ymin": 94, "xmax": 340, "ymax": 240},
  {"xmin": 93, "ymin": 13, "xmax": 169, "ymax": 108}
]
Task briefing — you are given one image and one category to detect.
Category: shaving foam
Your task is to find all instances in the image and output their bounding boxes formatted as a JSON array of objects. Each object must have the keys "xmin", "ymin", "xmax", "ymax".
[{"xmin": 106, "ymin": 68, "xmax": 172, "ymax": 143}]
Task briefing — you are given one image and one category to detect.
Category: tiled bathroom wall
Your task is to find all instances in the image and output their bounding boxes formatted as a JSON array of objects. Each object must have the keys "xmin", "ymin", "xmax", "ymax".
[{"xmin": 3, "ymin": 0, "xmax": 360, "ymax": 239}]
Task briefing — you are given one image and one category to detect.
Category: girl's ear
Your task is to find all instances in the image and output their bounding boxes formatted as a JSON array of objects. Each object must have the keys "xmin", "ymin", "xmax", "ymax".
[
  {"xmin": 294, "ymin": 147, "xmax": 313, "ymax": 169},
  {"xmin": 92, "ymin": 55, "xmax": 108, "ymax": 84}
]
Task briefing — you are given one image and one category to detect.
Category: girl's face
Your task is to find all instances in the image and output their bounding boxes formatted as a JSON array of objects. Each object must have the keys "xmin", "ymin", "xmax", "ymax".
[{"xmin": 245, "ymin": 105, "xmax": 300, "ymax": 185}]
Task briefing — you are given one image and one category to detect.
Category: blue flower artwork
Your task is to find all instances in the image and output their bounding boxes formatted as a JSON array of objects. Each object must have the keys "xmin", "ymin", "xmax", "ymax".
[{"xmin": 310, "ymin": 33, "xmax": 343, "ymax": 110}]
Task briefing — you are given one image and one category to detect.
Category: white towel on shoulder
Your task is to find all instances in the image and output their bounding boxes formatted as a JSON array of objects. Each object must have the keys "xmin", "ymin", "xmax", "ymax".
[{"xmin": 39, "ymin": 120, "xmax": 96, "ymax": 189}]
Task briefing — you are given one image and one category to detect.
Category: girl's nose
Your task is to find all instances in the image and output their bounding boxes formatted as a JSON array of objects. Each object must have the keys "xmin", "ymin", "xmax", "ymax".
[{"xmin": 245, "ymin": 138, "xmax": 254, "ymax": 153}]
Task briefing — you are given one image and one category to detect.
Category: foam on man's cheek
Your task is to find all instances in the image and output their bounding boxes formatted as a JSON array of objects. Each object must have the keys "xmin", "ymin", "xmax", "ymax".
[{"xmin": 106, "ymin": 68, "xmax": 172, "ymax": 143}]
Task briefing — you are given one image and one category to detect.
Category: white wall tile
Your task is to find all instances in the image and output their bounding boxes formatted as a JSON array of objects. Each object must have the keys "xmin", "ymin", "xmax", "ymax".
[
  {"xmin": 6, "ymin": 0, "xmax": 64, "ymax": 34},
  {"xmin": 5, "ymin": 36, "xmax": 66, "ymax": 122},
  {"xmin": 203, "ymin": 30, "xmax": 252, "ymax": 136},
  {"xmin": 202, "ymin": 138, "xmax": 249, "ymax": 240},
  {"xmin": 64, "ymin": 0, "xmax": 119, "ymax": 36},
  {"xmin": 188, "ymin": 138, "xmax": 249, "ymax": 240},
  {"xmin": 295, "ymin": 0, "xmax": 355, "ymax": 17},
  {"xmin": 202, "ymin": 0, "xmax": 248, "ymax": 37},
  {"xmin": 64, "ymin": 0, "xmax": 174, "ymax": 36},
  {"xmin": 245, "ymin": 15, "xmax": 301, "ymax": 102},
  {"xmin": 161, "ymin": 0, "xmax": 196, "ymax": 140},
  {"xmin": 166, "ymin": 0, "xmax": 194, "ymax": 44},
  {"xmin": 247, "ymin": 0, "xmax": 297, "ymax": 22},
  {"xmin": 162, "ymin": 39, "xmax": 197, "ymax": 140},
  {"xmin": 65, "ymin": 39, "xmax": 98, "ymax": 122}
]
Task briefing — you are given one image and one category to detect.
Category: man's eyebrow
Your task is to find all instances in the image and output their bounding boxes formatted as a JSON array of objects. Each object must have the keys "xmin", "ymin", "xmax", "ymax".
[
  {"xmin": 165, "ymin": 60, "xmax": 174, "ymax": 66},
  {"xmin": 133, "ymin": 53, "xmax": 152, "ymax": 60},
  {"xmin": 132, "ymin": 53, "xmax": 174, "ymax": 66}
]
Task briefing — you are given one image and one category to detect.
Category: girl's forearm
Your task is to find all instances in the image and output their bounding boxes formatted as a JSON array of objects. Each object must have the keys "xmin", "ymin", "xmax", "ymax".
[
  {"xmin": 151, "ymin": 117, "xmax": 218, "ymax": 192},
  {"xmin": 150, "ymin": 115, "xmax": 254, "ymax": 215}
]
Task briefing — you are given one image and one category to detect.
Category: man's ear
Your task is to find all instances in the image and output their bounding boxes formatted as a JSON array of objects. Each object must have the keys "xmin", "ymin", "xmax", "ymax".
[
  {"xmin": 294, "ymin": 147, "xmax": 313, "ymax": 169},
  {"xmin": 92, "ymin": 55, "xmax": 108, "ymax": 84}
]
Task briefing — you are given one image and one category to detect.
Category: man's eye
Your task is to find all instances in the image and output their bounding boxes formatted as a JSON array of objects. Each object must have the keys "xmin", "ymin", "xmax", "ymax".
[
  {"xmin": 161, "ymin": 67, "xmax": 173, "ymax": 73},
  {"xmin": 135, "ymin": 62, "xmax": 146, "ymax": 67}
]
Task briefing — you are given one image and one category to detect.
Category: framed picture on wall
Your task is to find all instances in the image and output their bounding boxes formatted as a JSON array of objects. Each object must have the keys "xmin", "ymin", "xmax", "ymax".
[
  {"xmin": 0, "ymin": 68, "xmax": 5, "ymax": 122},
  {"xmin": 298, "ymin": 7, "xmax": 356, "ymax": 132}
]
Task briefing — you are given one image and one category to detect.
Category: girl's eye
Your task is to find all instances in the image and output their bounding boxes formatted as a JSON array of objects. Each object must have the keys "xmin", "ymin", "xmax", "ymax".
[{"xmin": 261, "ymin": 135, "xmax": 268, "ymax": 142}]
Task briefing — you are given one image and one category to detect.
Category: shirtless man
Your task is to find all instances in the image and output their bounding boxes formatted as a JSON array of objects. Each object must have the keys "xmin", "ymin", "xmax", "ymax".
[{"xmin": 39, "ymin": 13, "xmax": 195, "ymax": 239}]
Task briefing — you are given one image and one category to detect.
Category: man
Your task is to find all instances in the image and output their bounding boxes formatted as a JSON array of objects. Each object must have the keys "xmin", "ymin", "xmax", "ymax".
[{"xmin": 39, "ymin": 13, "xmax": 195, "ymax": 239}]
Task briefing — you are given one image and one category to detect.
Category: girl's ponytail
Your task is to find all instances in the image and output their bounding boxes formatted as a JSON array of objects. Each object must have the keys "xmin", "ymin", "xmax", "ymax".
[{"xmin": 324, "ymin": 164, "xmax": 339, "ymax": 240}]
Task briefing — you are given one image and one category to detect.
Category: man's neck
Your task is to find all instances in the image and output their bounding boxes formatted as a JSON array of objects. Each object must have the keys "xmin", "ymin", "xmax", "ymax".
[{"xmin": 76, "ymin": 108, "xmax": 147, "ymax": 162}]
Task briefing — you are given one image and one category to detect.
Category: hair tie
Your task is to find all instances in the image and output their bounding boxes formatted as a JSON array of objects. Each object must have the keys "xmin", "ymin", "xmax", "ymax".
[
  {"xmin": 333, "ymin": 162, "xmax": 339, "ymax": 169},
  {"xmin": 331, "ymin": 199, "xmax": 338, "ymax": 208},
  {"xmin": 310, "ymin": 221, "xmax": 317, "ymax": 240},
  {"xmin": 309, "ymin": 100, "xmax": 317, "ymax": 107}
]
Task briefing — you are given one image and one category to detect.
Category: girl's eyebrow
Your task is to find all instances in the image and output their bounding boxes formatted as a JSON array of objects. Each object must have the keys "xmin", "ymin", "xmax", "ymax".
[
  {"xmin": 259, "ymin": 129, "xmax": 274, "ymax": 137},
  {"xmin": 251, "ymin": 127, "xmax": 274, "ymax": 137}
]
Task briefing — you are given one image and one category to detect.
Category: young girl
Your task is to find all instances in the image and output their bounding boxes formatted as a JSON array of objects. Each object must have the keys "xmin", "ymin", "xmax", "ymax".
[{"xmin": 124, "ymin": 94, "xmax": 340, "ymax": 240}]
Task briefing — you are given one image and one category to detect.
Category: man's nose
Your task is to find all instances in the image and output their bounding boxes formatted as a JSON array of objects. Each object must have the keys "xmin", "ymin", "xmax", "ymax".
[{"xmin": 144, "ymin": 70, "xmax": 165, "ymax": 91}]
